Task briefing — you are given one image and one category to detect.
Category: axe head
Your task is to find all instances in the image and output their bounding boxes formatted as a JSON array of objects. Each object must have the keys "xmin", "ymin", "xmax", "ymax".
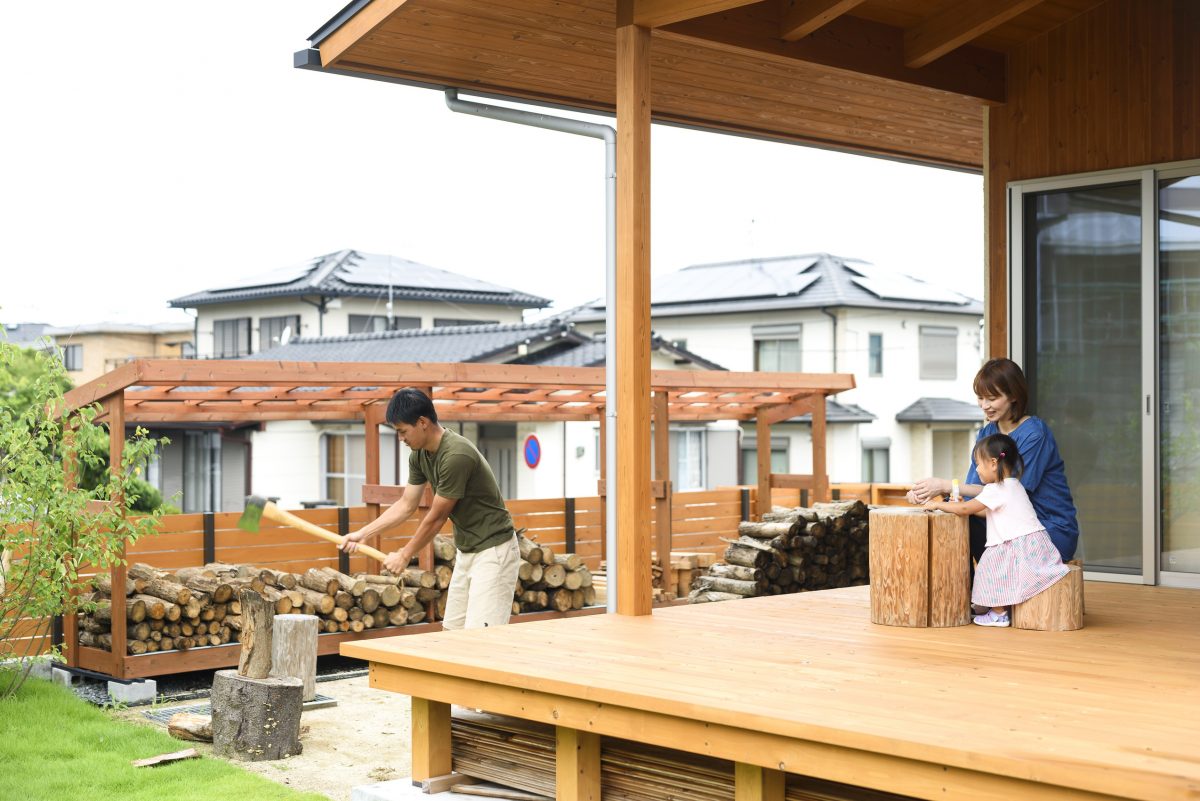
[{"xmin": 237, "ymin": 494, "xmax": 270, "ymax": 533}]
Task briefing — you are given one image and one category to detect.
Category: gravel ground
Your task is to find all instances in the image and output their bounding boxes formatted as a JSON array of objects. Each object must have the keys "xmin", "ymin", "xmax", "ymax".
[{"xmin": 111, "ymin": 670, "xmax": 415, "ymax": 801}]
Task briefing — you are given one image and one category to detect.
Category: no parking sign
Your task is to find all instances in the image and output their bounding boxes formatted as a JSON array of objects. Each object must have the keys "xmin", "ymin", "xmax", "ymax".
[{"xmin": 523, "ymin": 434, "xmax": 541, "ymax": 468}]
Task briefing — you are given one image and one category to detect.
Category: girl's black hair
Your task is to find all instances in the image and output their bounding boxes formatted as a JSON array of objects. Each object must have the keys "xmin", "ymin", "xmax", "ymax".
[
  {"xmin": 386, "ymin": 388, "xmax": 438, "ymax": 426},
  {"xmin": 974, "ymin": 433, "xmax": 1023, "ymax": 480}
]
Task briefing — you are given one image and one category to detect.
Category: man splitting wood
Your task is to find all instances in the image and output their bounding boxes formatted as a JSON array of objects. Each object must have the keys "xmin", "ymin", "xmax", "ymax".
[{"xmin": 340, "ymin": 388, "xmax": 521, "ymax": 629}]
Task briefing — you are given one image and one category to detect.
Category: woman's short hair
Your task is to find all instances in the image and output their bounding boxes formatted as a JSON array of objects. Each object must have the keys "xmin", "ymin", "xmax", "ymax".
[
  {"xmin": 972, "ymin": 358, "xmax": 1028, "ymax": 421},
  {"xmin": 386, "ymin": 388, "xmax": 438, "ymax": 426}
]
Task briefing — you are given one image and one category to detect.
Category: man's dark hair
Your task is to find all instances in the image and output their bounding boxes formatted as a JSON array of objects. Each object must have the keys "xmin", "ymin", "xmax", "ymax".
[{"xmin": 386, "ymin": 388, "xmax": 437, "ymax": 426}]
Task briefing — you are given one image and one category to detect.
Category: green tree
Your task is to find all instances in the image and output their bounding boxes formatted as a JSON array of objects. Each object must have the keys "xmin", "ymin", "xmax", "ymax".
[{"xmin": 0, "ymin": 343, "xmax": 167, "ymax": 698}]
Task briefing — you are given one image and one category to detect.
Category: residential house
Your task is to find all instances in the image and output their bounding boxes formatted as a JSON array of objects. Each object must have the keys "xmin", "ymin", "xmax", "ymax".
[
  {"xmin": 168, "ymin": 249, "xmax": 550, "ymax": 357},
  {"xmin": 42, "ymin": 321, "xmax": 194, "ymax": 385},
  {"xmin": 569, "ymin": 253, "xmax": 984, "ymax": 486},
  {"xmin": 237, "ymin": 318, "xmax": 731, "ymax": 508}
]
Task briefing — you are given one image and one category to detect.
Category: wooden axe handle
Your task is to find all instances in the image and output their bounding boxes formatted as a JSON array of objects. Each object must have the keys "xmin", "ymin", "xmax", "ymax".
[{"xmin": 262, "ymin": 502, "xmax": 390, "ymax": 563}]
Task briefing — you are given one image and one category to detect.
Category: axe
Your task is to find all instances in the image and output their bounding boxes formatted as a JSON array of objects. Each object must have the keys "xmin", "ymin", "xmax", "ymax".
[{"xmin": 237, "ymin": 494, "xmax": 389, "ymax": 562}]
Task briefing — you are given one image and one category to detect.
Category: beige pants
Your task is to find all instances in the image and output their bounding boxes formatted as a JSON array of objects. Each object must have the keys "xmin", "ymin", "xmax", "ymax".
[{"xmin": 441, "ymin": 533, "xmax": 520, "ymax": 630}]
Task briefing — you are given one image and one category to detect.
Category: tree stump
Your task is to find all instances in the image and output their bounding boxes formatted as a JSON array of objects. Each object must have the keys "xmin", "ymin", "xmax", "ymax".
[
  {"xmin": 237, "ymin": 588, "xmax": 273, "ymax": 679},
  {"xmin": 211, "ymin": 670, "xmax": 303, "ymax": 761},
  {"xmin": 270, "ymin": 614, "xmax": 318, "ymax": 702},
  {"xmin": 1012, "ymin": 564, "xmax": 1084, "ymax": 631},
  {"xmin": 868, "ymin": 509, "xmax": 970, "ymax": 627}
]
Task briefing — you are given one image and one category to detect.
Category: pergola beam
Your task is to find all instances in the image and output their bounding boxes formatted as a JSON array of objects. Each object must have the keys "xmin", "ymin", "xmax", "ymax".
[
  {"xmin": 779, "ymin": 0, "xmax": 866, "ymax": 41},
  {"xmin": 633, "ymin": 0, "xmax": 761, "ymax": 28},
  {"xmin": 904, "ymin": 0, "xmax": 1046, "ymax": 68}
]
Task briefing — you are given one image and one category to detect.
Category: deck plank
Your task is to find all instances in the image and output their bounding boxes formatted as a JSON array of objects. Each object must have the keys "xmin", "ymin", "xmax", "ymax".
[{"xmin": 344, "ymin": 583, "xmax": 1200, "ymax": 801}]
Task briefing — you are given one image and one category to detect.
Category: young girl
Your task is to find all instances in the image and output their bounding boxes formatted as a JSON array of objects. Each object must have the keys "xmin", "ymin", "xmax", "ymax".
[{"xmin": 925, "ymin": 433, "xmax": 1069, "ymax": 627}]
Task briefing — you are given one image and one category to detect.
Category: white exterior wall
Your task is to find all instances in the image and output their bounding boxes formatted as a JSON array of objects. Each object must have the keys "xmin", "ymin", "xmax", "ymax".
[
  {"xmin": 250, "ymin": 421, "xmax": 323, "ymax": 509},
  {"xmin": 579, "ymin": 305, "xmax": 982, "ymax": 485},
  {"xmin": 194, "ymin": 297, "xmax": 527, "ymax": 357}
]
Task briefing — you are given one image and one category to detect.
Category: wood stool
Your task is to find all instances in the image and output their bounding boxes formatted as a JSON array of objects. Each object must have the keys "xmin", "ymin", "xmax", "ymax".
[
  {"xmin": 869, "ymin": 509, "xmax": 970, "ymax": 627},
  {"xmin": 1012, "ymin": 564, "xmax": 1084, "ymax": 631}
]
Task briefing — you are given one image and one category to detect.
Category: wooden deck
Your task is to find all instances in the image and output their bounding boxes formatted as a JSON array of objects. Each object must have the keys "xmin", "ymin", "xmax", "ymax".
[{"xmin": 343, "ymin": 583, "xmax": 1200, "ymax": 801}]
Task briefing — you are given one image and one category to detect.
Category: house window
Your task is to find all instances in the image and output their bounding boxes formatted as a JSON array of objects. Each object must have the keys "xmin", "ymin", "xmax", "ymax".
[
  {"xmin": 61, "ymin": 344, "xmax": 83, "ymax": 372},
  {"xmin": 672, "ymin": 429, "xmax": 707, "ymax": 491},
  {"xmin": 753, "ymin": 323, "xmax": 801, "ymax": 371},
  {"xmin": 434, "ymin": 318, "xmax": 499, "ymax": 328},
  {"xmin": 348, "ymin": 314, "xmax": 420, "ymax": 334},
  {"xmin": 182, "ymin": 431, "xmax": 221, "ymax": 513},
  {"xmin": 919, "ymin": 325, "xmax": 957, "ymax": 380},
  {"xmin": 869, "ymin": 333, "xmax": 883, "ymax": 376},
  {"xmin": 213, "ymin": 318, "xmax": 251, "ymax": 358},
  {"xmin": 740, "ymin": 437, "xmax": 790, "ymax": 485},
  {"xmin": 260, "ymin": 315, "xmax": 300, "ymax": 349},
  {"xmin": 180, "ymin": 341, "xmax": 196, "ymax": 359},
  {"xmin": 862, "ymin": 438, "xmax": 890, "ymax": 482},
  {"xmin": 323, "ymin": 433, "xmax": 366, "ymax": 507}
]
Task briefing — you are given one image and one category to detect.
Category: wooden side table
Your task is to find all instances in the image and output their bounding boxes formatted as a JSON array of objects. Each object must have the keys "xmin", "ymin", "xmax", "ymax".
[{"xmin": 868, "ymin": 509, "xmax": 970, "ymax": 627}]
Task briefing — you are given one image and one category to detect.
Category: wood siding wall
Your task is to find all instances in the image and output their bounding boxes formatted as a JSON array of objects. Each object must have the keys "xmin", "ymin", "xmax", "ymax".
[{"xmin": 985, "ymin": 0, "xmax": 1200, "ymax": 354}]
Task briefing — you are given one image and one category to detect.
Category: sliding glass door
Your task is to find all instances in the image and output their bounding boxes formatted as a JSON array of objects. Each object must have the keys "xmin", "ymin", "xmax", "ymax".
[{"xmin": 1011, "ymin": 160, "xmax": 1200, "ymax": 586}]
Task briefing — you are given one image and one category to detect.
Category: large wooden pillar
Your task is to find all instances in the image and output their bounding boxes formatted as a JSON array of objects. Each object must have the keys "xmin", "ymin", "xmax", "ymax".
[
  {"xmin": 756, "ymin": 409, "xmax": 771, "ymax": 518},
  {"xmin": 812, "ymin": 394, "xmax": 828, "ymax": 502},
  {"xmin": 363, "ymin": 402, "xmax": 385, "ymax": 573},
  {"xmin": 106, "ymin": 392, "xmax": 128, "ymax": 678},
  {"xmin": 615, "ymin": 10, "xmax": 652, "ymax": 616}
]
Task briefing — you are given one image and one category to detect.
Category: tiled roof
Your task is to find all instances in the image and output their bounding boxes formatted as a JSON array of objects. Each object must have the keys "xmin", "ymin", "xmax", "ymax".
[
  {"xmin": 169, "ymin": 249, "xmax": 549, "ymax": 309},
  {"xmin": 571, "ymin": 253, "xmax": 982, "ymax": 320},
  {"xmin": 778, "ymin": 398, "xmax": 877, "ymax": 424},
  {"xmin": 895, "ymin": 397, "xmax": 983, "ymax": 423}
]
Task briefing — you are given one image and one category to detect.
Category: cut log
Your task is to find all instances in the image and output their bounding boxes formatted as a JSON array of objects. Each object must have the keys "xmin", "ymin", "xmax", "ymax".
[
  {"xmin": 541, "ymin": 563, "xmax": 567, "ymax": 589},
  {"xmin": 377, "ymin": 584, "xmax": 402, "ymax": 608},
  {"xmin": 687, "ymin": 590, "xmax": 743, "ymax": 603},
  {"xmin": 517, "ymin": 535, "xmax": 543, "ymax": 565},
  {"xmin": 182, "ymin": 575, "xmax": 233, "ymax": 604},
  {"xmin": 722, "ymin": 544, "xmax": 772, "ymax": 570},
  {"xmin": 737, "ymin": 521, "xmax": 796, "ymax": 539},
  {"xmin": 211, "ymin": 670, "xmax": 302, "ymax": 761},
  {"xmin": 270, "ymin": 614, "xmax": 319, "ymax": 702},
  {"xmin": 434, "ymin": 564, "xmax": 454, "ymax": 590},
  {"xmin": 400, "ymin": 568, "xmax": 437, "ymax": 589},
  {"xmin": 93, "ymin": 574, "xmax": 137, "ymax": 597},
  {"xmin": 300, "ymin": 569, "xmax": 338, "ymax": 596},
  {"xmin": 1012, "ymin": 565, "xmax": 1084, "ymax": 632},
  {"xmin": 707, "ymin": 563, "xmax": 761, "ymax": 583},
  {"xmin": 167, "ymin": 712, "xmax": 213, "ymax": 742},
  {"xmin": 694, "ymin": 576, "xmax": 759, "ymax": 597},
  {"xmin": 236, "ymin": 589, "xmax": 273, "ymax": 679},
  {"xmin": 433, "ymin": 535, "xmax": 458, "ymax": 562},
  {"xmin": 295, "ymin": 587, "xmax": 336, "ymax": 616},
  {"xmin": 554, "ymin": 553, "xmax": 583, "ymax": 571},
  {"xmin": 359, "ymin": 587, "xmax": 382, "ymax": 613}
]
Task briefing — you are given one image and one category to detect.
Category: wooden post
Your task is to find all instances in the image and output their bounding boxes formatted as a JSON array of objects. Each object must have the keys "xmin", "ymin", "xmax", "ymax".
[
  {"xmin": 597, "ymin": 408, "xmax": 606, "ymax": 564},
  {"xmin": 411, "ymin": 697, "xmax": 452, "ymax": 781},
  {"xmin": 556, "ymin": 726, "xmax": 601, "ymax": 801},
  {"xmin": 364, "ymin": 402, "xmax": 384, "ymax": 574},
  {"xmin": 106, "ymin": 392, "xmax": 128, "ymax": 678},
  {"xmin": 812, "ymin": 393, "xmax": 828, "ymax": 503},
  {"xmin": 653, "ymin": 391, "xmax": 674, "ymax": 597},
  {"xmin": 62, "ymin": 421, "xmax": 80, "ymax": 668},
  {"xmin": 735, "ymin": 762, "xmax": 785, "ymax": 801},
  {"xmin": 615, "ymin": 15, "xmax": 652, "ymax": 616},
  {"xmin": 270, "ymin": 614, "xmax": 319, "ymax": 701},
  {"xmin": 756, "ymin": 409, "xmax": 771, "ymax": 519}
]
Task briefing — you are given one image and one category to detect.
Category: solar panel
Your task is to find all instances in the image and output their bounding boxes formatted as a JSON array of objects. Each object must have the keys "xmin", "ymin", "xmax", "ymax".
[
  {"xmin": 338, "ymin": 253, "xmax": 513, "ymax": 294},
  {"xmin": 651, "ymin": 257, "xmax": 820, "ymax": 304},
  {"xmin": 205, "ymin": 261, "xmax": 313, "ymax": 291}
]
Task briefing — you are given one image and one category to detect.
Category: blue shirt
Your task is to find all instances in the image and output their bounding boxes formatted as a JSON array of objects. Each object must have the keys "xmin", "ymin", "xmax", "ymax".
[{"xmin": 965, "ymin": 417, "xmax": 1080, "ymax": 560}]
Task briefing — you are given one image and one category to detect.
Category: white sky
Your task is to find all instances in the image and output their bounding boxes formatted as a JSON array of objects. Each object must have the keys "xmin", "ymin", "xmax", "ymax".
[{"xmin": 1, "ymin": 2, "xmax": 984, "ymax": 328}]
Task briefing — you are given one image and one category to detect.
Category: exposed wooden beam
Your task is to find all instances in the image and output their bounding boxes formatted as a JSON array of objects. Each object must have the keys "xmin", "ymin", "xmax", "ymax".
[
  {"xmin": 779, "ymin": 0, "xmax": 866, "ymax": 42},
  {"xmin": 658, "ymin": 6, "xmax": 1005, "ymax": 104},
  {"xmin": 633, "ymin": 0, "xmax": 761, "ymax": 28},
  {"xmin": 905, "ymin": 0, "xmax": 1046, "ymax": 68},
  {"xmin": 758, "ymin": 395, "xmax": 820, "ymax": 426},
  {"xmin": 319, "ymin": 0, "xmax": 410, "ymax": 67}
]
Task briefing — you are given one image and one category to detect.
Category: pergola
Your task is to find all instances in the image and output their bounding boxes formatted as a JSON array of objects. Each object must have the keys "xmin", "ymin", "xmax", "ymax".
[{"xmin": 63, "ymin": 358, "xmax": 853, "ymax": 614}]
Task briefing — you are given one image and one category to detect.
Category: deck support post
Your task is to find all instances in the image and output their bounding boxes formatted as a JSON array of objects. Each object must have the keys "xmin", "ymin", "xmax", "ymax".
[
  {"xmin": 614, "ymin": 11, "xmax": 653, "ymax": 616},
  {"xmin": 364, "ymin": 402, "xmax": 384, "ymax": 573},
  {"xmin": 106, "ymin": 392, "xmax": 128, "ymax": 678},
  {"xmin": 735, "ymin": 762, "xmax": 785, "ymax": 801},
  {"xmin": 653, "ymin": 390, "xmax": 674, "ymax": 596},
  {"xmin": 411, "ymin": 697, "xmax": 452, "ymax": 781},
  {"xmin": 556, "ymin": 726, "xmax": 601, "ymax": 800},
  {"xmin": 756, "ymin": 409, "xmax": 771, "ymax": 518}
]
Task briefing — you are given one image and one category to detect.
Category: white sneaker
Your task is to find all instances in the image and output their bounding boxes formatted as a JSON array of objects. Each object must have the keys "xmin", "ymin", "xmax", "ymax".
[{"xmin": 973, "ymin": 610, "xmax": 1010, "ymax": 627}]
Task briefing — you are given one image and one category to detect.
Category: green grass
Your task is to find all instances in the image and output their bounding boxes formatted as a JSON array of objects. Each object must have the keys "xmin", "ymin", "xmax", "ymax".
[{"xmin": 0, "ymin": 678, "xmax": 328, "ymax": 801}]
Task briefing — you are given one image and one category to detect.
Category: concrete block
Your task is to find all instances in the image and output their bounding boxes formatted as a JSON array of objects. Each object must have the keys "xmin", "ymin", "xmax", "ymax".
[
  {"xmin": 0, "ymin": 657, "xmax": 56, "ymax": 682},
  {"xmin": 51, "ymin": 665, "xmax": 79, "ymax": 687},
  {"xmin": 107, "ymin": 678, "xmax": 157, "ymax": 705}
]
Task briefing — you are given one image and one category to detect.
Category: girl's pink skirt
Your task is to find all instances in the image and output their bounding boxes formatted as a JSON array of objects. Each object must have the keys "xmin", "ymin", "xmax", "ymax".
[{"xmin": 972, "ymin": 529, "xmax": 1069, "ymax": 607}]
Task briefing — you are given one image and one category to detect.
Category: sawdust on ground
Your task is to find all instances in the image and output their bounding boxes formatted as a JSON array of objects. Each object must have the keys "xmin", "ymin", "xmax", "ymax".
[{"xmin": 115, "ymin": 674, "xmax": 413, "ymax": 801}]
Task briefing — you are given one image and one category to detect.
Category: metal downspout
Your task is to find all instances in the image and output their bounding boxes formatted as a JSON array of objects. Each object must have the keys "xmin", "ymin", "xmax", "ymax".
[
  {"xmin": 821, "ymin": 307, "xmax": 838, "ymax": 372},
  {"xmin": 444, "ymin": 89, "xmax": 619, "ymax": 613}
]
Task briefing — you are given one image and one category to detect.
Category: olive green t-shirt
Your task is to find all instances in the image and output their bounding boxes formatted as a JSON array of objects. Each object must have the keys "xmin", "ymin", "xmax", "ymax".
[{"xmin": 408, "ymin": 428, "xmax": 514, "ymax": 553}]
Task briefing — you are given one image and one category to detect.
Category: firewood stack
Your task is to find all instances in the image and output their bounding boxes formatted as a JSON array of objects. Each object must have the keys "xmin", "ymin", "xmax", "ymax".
[
  {"xmin": 77, "ymin": 560, "xmax": 435, "ymax": 655},
  {"xmin": 688, "ymin": 500, "xmax": 870, "ymax": 603},
  {"xmin": 512, "ymin": 532, "xmax": 596, "ymax": 614}
]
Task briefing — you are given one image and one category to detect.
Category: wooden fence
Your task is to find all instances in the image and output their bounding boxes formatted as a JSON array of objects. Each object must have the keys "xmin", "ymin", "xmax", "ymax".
[{"xmin": 8, "ymin": 483, "xmax": 914, "ymax": 669}]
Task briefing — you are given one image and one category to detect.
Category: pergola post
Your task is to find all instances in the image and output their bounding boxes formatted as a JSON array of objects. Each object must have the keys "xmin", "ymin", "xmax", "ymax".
[
  {"xmin": 363, "ymin": 402, "xmax": 385, "ymax": 573},
  {"xmin": 106, "ymin": 391, "xmax": 128, "ymax": 678},
  {"xmin": 61, "ymin": 421, "xmax": 80, "ymax": 668},
  {"xmin": 812, "ymin": 395, "xmax": 828, "ymax": 502},
  {"xmin": 597, "ymin": 407, "xmax": 606, "ymax": 565},
  {"xmin": 614, "ymin": 10, "xmax": 652, "ymax": 616},
  {"xmin": 653, "ymin": 391, "xmax": 673, "ymax": 596},
  {"xmin": 756, "ymin": 409, "xmax": 771, "ymax": 519}
]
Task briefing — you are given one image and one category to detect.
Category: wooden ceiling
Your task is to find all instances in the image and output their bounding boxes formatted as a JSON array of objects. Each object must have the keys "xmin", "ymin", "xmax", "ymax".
[
  {"xmin": 62, "ymin": 360, "xmax": 855, "ymax": 424},
  {"xmin": 311, "ymin": 0, "xmax": 1108, "ymax": 171}
]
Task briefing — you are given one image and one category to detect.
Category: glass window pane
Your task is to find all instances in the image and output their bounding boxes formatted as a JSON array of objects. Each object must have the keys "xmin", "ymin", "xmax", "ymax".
[
  {"xmin": 326, "ymin": 476, "xmax": 345, "ymax": 506},
  {"xmin": 919, "ymin": 326, "xmax": 956, "ymax": 379},
  {"xmin": 326, "ymin": 434, "xmax": 344, "ymax": 473},
  {"xmin": 1160, "ymin": 174, "xmax": 1200, "ymax": 574},
  {"xmin": 1023, "ymin": 182, "xmax": 1142, "ymax": 572}
]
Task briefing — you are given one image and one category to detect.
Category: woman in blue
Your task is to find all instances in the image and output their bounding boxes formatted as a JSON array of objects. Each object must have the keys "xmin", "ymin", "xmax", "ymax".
[{"xmin": 908, "ymin": 358, "xmax": 1080, "ymax": 565}]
